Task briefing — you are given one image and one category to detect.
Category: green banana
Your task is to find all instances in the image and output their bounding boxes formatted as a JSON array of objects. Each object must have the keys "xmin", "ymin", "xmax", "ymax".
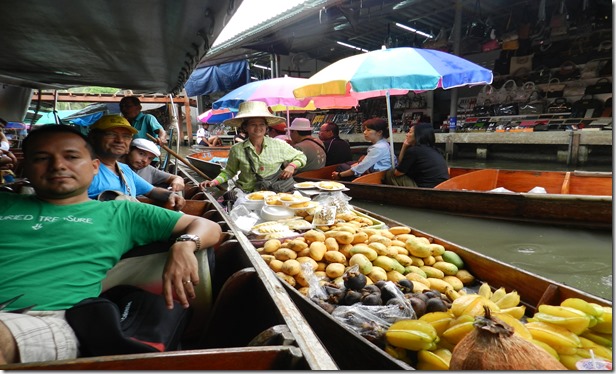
[
  {"xmin": 558, "ymin": 354, "xmax": 584, "ymax": 370},
  {"xmin": 386, "ymin": 319, "xmax": 439, "ymax": 351},
  {"xmin": 590, "ymin": 306, "xmax": 613, "ymax": 335},
  {"xmin": 581, "ymin": 330, "xmax": 613, "ymax": 348}
]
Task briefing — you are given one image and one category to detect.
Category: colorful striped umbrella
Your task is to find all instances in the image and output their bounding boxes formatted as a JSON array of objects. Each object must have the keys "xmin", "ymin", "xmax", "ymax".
[
  {"xmin": 213, "ymin": 76, "xmax": 360, "ymax": 112},
  {"xmin": 293, "ymin": 47, "xmax": 493, "ymax": 164},
  {"xmin": 197, "ymin": 108, "xmax": 234, "ymax": 124}
]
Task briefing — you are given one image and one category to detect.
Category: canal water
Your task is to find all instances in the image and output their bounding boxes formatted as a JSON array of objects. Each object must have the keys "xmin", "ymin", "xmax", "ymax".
[{"xmin": 174, "ymin": 145, "xmax": 613, "ymax": 301}]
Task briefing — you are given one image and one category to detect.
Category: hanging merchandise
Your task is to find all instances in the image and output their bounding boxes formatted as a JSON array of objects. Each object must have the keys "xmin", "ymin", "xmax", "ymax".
[
  {"xmin": 571, "ymin": 95, "xmax": 604, "ymax": 118},
  {"xmin": 563, "ymin": 81, "xmax": 586, "ymax": 97},
  {"xmin": 554, "ymin": 61, "xmax": 581, "ymax": 82},
  {"xmin": 519, "ymin": 90, "xmax": 546, "ymax": 115},
  {"xmin": 547, "ymin": 97, "xmax": 573, "ymax": 113},
  {"xmin": 509, "ymin": 54, "xmax": 534, "ymax": 77},
  {"xmin": 584, "ymin": 78, "xmax": 612, "ymax": 95},
  {"xmin": 538, "ymin": 78, "xmax": 566, "ymax": 98},
  {"xmin": 580, "ymin": 59, "xmax": 609, "ymax": 79},
  {"xmin": 501, "ymin": 10, "xmax": 519, "ymax": 51},
  {"xmin": 476, "ymin": 84, "xmax": 496, "ymax": 105},
  {"xmin": 530, "ymin": 0, "xmax": 550, "ymax": 48},
  {"xmin": 496, "ymin": 79, "xmax": 519, "ymax": 104},
  {"xmin": 549, "ymin": 0, "xmax": 569, "ymax": 37}
]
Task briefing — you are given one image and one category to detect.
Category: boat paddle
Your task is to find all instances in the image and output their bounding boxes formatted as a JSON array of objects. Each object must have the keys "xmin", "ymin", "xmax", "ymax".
[{"xmin": 147, "ymin": 134, "xmax": 226, "ymax": 192}]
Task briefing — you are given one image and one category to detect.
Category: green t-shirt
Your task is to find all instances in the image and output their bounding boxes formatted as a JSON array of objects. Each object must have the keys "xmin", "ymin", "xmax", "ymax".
[{"xmin": 0, "ymin": 192, "xmax": 183, "ymax": 310}]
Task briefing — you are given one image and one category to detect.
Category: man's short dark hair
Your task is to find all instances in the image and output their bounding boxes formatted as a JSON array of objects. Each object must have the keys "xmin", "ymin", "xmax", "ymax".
[
  {"xmin": 324, "ymin": 122, "xmax": 340, "ymax": 137},
  {"xmin": 296, "ymin": 130, "xmax": 312, "ymax": 136},
  {"xmin": 22, "ymin": 124, "xmax": 96, "ymax": 159},
  {"xmin": 120, "ymin": 96, "xmax": 141, "ymax": 107}
]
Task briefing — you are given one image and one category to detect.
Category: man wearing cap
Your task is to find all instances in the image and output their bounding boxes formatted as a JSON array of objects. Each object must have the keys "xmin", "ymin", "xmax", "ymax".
[
  {"xmin": 87, "ymin": 115, "xmax": 185, "ymax": 210},
  {"xmin": 288, "ymin": 118, "xmax": 326, "ymax": 173},
  {"xmin": 318, "ymin": 122, "xmax": 352, "ymax": 166},
  {"xmin": 123, "ymin": 138, "xmax": 185, "ymax": 192},
  {"xmin": 199, "ymin": 101, "xmax": 306, "ymax": 193},
  {"xmin": 267, "ymin": 122, "xmax": 291, "ymax": 144},
  {"xmin": 120, "ymin": 96, "xmax": 167, "ymax": 165}
]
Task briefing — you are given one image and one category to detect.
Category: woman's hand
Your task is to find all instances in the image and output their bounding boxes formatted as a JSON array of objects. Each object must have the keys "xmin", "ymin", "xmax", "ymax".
[
  {"xmin": 280, "ymin": 164, "xmax": 296, "ymax": 179},
  {"xmin": 199, "ymin": 180, "xmax": 218, "ymax": 189},
  {"xmin": 169, "ymin": 177, "xmax": 185, "ymax": 192}
]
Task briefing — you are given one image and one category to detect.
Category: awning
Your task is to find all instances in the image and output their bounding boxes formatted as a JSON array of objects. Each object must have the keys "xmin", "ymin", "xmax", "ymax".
[{"xmin": 185, "ymin": 60, "xmax": 251, "ymax": 97}]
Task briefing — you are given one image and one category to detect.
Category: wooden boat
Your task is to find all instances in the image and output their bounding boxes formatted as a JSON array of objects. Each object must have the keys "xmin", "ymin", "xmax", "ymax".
[
  {"xmin": 2, "ymin": 194, "xmax": 338, "ymax": 370},
  {"xmin": 173, "ymin": 167, "xmax": 612, "ymax": 370},
  {"xmin": 186, "ymin": 148, "xmax": 230, "ymax": 179},
  {"xmin": 295, "ymin": 165, "xmax": 612, "ymax": 230}
]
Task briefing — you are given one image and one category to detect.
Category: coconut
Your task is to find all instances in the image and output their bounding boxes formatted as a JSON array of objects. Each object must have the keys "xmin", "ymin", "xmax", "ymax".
[{"xmin": 450, "ymin": 306, "xmax": 567, "ymax": 370}]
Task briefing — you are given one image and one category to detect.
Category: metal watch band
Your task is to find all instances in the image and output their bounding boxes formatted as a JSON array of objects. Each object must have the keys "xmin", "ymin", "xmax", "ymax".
[{"xmin": 175, "ymin": 234, "xmax": 200, "ymax": 252}]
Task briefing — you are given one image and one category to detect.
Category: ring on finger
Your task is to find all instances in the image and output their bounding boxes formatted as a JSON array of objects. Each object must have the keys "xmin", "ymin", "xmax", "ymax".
[{"xmin": 182, "ymin": 280, "xmax": 192, "ymax": 284}]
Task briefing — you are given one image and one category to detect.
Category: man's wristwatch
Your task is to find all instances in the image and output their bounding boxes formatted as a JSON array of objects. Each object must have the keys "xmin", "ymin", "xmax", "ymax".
[{"xmin": 175, "ymin": 234, "xmax": 201, "ymax": 252}]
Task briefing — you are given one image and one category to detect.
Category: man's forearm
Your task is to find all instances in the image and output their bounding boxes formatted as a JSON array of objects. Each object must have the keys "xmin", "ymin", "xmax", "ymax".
[{"xmin": 148, "ymin": 186, "xmax": 172, "ymax": 202}]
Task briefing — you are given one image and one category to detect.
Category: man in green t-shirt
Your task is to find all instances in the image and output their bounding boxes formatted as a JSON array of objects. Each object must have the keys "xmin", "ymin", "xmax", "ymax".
[{"xmin": 0, "ymin": 125, "xmax": 222, "ymax": 365}]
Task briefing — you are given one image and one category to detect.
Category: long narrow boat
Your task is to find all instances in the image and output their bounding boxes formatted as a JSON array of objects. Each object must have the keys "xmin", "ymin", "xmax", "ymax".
[
  {"xmin": 186, "ymin": 148, "xmax": 231, "ymax": 179},
  {"xmin": 295, "ymin": 165, "xmax": 612, "ymax": 230},
  {"xmin": 2, "ymin": 192, "xmax": 338, "ymax": 370},
  {"xmin": 175, "ymin": 168, "xmax": 612, "ymax": 369}
]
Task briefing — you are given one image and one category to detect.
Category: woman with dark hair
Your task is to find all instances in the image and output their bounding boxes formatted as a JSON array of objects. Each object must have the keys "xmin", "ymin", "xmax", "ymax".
[
  {"xmin": 383, "ymin": 123, "xmax": 449, "ymax": 187},
  {"xmin": 332, "ymin": 118, "xmax": 394, "ymax": 181}
]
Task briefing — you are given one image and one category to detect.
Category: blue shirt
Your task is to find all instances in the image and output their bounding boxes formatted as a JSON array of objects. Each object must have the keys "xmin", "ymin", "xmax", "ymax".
[
  {"xmin": 132, "ymin": 112, "xmax": 164, "ymax": 161},
  {"xmin": 132, "ymin": 112, "xmax": 163, "ymax": 140},
  {"xmin": 351, "ymin": 138, "xmax": 395, "ymax": 176},
  {"xmin": 88, "ymin": 162, "xmax": 154, "ymax": 199}
]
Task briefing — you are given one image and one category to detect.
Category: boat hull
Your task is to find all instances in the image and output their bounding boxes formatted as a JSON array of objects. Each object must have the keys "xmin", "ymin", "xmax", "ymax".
[
  {"xmin": 2, "ymin": 194, "xmax": 338, "ymax": 370},
  {"xmin": 186, "ymin": 149, "xmax": 230, "ymax": 179},
  {"xmin": 295, "ymin": 167, "xmax": 612, "ymax": 229}
]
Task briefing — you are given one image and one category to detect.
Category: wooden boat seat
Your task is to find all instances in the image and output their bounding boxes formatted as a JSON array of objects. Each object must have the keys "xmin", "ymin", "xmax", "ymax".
[
  {"xmin": 101, "ymin": 241, "xmax": 215, "ymax": 340},
  {"xmin": 435, "ymin": 169, "xmax": 566, "ymax": 194},
  {"xmin": 294, "ymin": 164, "xmax": 338, "ymax": 180},
  {"xmin": 200, "ymin": 267, "xmax": 289, "ymax": 349},
  {"xmin": 3, "ymin": 346, "xmax": 305, "ymax": 370},
  {"xmin": 352, "ymin": 171, "xmax": 386, "ymax": 184},
  {"xmin": 568, "ymin": 171, "xmax": 613, "ymax": 196}
]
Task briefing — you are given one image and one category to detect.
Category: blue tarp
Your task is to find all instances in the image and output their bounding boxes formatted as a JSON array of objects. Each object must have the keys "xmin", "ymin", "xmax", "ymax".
[{"xmin": 185, "ymin": 60, "xmax": 251, "ymax": 97}]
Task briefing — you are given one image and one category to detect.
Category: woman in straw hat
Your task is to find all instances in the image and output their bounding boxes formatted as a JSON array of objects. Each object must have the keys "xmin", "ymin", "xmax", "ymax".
[{"xmin": 199, "ymin": 101, "xmax": 306, "ymax": 193}]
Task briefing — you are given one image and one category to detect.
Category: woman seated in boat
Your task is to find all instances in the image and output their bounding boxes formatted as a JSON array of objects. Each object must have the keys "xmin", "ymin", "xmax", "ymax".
[
  {"xmin": 233, "ymin": 128, "xmax": 247, "ymax": 143},
  {"xmin": 331, "ymin": 118, "xmax": 394, "ymax": 182},
  {"xmin": 383, "ymin": 123, "xmax": 449, "ymax": 188},
  {"xmin": 121, "ymin": 138, "xmax": 185, "ymax": 192},
  {"xmin": 196, "ymin": 123, "xmax": 222, "ymax": 147},
  {"xmin": 199, "ymin": 101, "xmax": 306, "ymax": 194}
]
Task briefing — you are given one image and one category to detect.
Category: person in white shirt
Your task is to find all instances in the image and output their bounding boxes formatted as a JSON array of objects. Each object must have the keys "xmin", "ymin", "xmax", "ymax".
[{"xmin": 196, "ymin": 123, "xmax": 222, "ymax": 147}]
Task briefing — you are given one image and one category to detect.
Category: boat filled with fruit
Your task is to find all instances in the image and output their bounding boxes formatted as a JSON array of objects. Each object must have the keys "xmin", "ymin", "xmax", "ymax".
[{"xmin": 221, "ymin": 177, "xmax": 612, "ymax": 371}]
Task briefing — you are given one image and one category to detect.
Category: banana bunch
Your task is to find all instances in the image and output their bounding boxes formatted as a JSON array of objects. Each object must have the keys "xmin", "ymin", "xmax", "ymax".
[
  {"xmin": 478, "ymin": 282, "xmax": 521, "ymax": 309},
  {"xmin": 528, "ymin": 304, "xmax": 591, "ymax": 335},
  {"xmin": 450, "ymin": 294, "xmax": 500, "ymax": 318},
  {"xmin": 416, "ymin": 348, "xmax": 451, "ymax": 370},
  {"xmin": 385, "ymin": 319, "xmax": 439, "ymax": 351}
]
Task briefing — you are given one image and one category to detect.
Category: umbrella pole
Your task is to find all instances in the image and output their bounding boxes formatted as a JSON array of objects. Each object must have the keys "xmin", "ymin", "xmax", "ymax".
[
  {"xmin": 286, "ymin": 107, "xmax": 290, "ymax": 138},
  {"xmin": 385, "ymin": 91, "xmax": 396, "ymax": 167}
]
